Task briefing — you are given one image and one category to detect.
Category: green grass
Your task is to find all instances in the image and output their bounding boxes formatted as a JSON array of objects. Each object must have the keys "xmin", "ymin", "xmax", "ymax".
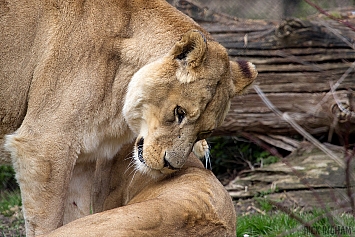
[
  {"xmin": 0, "ymin": 190, "xmax": 25, "ymax": 237},
  {"xmin": 237, "ymin": 210, "xmax": 355, "ymax": 237},
  {"xmin": 0, "ymin": 190, "xmax": 22, "ymax": 217},
  {"xmin": 0, "ymin": 165, "xmax": 17, "ymax": 191}
]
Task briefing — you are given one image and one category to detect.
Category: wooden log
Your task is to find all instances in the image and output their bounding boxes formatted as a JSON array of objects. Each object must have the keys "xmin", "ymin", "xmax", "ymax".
[{"xmin": 174, "ymin": 1, "xmax": 355, "ymax": 142}]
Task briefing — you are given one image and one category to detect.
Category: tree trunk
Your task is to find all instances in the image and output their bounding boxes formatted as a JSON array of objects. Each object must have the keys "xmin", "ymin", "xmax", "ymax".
[{"xmin": 175, "ymin": 1, "xmax": 355, "ymax": 149}]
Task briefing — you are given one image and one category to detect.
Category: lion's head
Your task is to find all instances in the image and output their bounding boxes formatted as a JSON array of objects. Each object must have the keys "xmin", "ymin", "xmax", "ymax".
[{"xmin": 123, "ymin": 30, "xmax": 257, "ymax": 177}]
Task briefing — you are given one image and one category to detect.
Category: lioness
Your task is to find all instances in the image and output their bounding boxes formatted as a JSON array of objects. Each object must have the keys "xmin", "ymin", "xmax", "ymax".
[
  {"xmin": 0, "ymin": 0, "xmax": 257, "ymax": 236},
  {"xmin": 41, "ymin": 141, "xmax": 236, "ymax": 237}
]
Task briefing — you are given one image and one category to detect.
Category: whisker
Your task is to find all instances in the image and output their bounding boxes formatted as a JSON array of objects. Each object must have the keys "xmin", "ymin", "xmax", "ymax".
[
  {"xmin": 124, "ymin": 157, "xmax": 136, "ymax": 175},
  {"xmin": 205, "ymin": 150, "xmax": 212, "ymax": 170},
  {"xmin": 128, "ymin": 159, "xmax": 139, "ymax": 176},
  {"xmin": 127, "ymin": 159, "xmax": 135, "ymax": 170},
  {"xmin": 124, "ymin": 150, "xmax": 135, "ymax": 161},
  {"xmin": 204, "ymin": 142, "xmax": 212, "ymax": 170},
  {"xmin": 129, "ymin": 168, "xmax": 139, "ymax": 187}
]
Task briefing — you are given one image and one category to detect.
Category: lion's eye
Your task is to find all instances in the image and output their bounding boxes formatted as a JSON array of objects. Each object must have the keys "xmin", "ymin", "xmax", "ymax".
[
  {"xmin": 174, "ymin": 106, "xmax": 186, "ymax": 124},
  {"xmin": 197, "ymin": 130, "xmax": 214, "ymax": 140}
]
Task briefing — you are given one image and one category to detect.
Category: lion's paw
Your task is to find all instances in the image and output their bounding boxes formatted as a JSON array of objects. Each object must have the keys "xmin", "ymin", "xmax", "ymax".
[{"xmin": 192, "ymin": 139, "xmax": 209, "ymax": 159}]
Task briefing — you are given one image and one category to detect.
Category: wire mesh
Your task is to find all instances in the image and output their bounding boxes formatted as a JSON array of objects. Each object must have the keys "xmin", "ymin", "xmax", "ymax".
[{"xmin": 169, "ymin": 0, "xmax": 355, "ymax": 20}]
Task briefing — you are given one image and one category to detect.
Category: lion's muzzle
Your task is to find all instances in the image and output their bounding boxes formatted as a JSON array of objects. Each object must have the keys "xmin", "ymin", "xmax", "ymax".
[{"xmin": 135, "ymin": 137, "xmax": 182, "ymax": 173}]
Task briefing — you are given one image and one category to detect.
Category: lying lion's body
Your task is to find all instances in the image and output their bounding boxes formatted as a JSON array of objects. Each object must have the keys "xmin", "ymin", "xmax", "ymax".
[
  {"xmin": 42, "ymin": 143, "xmax": 236, "ymax": 237},
  {"xmin": 1, "ymin": 0, "xmax": 256, "ymax": 236}
]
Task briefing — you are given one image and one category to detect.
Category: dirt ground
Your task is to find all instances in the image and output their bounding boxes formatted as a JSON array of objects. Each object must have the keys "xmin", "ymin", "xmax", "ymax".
[{"xmin": 0, "ymin": 214, "xmax": 25, "ymax": 237}]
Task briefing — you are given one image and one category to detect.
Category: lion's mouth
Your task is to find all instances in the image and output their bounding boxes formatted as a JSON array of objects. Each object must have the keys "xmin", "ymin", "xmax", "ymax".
[{"xmin": 137, "ymin": 137, "xmax": 145, "ymax": 164}]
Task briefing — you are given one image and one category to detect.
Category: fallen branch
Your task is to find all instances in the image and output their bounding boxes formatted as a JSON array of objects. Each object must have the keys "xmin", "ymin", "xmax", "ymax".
[{"xmin": 253, "ymin": 85, "xmax": 345, "ymax": 169}]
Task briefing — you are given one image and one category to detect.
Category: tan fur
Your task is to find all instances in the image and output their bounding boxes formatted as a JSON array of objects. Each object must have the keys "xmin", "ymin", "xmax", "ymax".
[
  {"xmin": 1, "ymin": 0, "xmax": 257, "ymax": 236},
  {"xmin": 42, "ymin": 143, "xmax": 236, "ymax": 237}
]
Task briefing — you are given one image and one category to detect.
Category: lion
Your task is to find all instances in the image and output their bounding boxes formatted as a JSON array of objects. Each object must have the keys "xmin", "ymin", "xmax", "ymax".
[
  {"xmin": 41, "ymin": 141, "xmax": 236, "ymax": 237},
  {"xmin": 0, "ymin": 0, "xmax": 257, "ymax": 236}
]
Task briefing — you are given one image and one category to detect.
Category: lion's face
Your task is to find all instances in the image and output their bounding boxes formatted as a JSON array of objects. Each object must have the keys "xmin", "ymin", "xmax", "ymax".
[{"xmin": 123, "ymin": 30, "xmax": 257, "ymax": 177}]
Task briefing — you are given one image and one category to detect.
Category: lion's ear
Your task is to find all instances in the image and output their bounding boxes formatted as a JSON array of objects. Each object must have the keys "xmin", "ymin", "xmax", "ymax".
[
  {"xmin": 171, "ymin": 30, "xmax": 207, "ymax": 83},
  {"xmin": 230, "ymin": 60, "xmax": 258, "ymax": 95}
]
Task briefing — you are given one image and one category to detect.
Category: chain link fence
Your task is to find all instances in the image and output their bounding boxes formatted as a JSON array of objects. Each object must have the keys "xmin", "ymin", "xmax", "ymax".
[{"xmin": 169, "ymin": 0, "xmax": 355, "ymax": 19}]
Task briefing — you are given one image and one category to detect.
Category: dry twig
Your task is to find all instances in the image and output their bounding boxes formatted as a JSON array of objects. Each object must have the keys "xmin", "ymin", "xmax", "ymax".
[
  {"xmin": 304, "ymin": 0, "xmax": 355, "ymax": 32},
  {"xmin": 253, "ymin": 85, "xmax": 345, "ymax": 169}
]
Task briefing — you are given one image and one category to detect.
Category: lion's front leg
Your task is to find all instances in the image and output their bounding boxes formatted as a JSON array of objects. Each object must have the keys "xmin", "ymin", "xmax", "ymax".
[{"xmin": 5, "ymin": 130, "xmax": 78, "ymax": 237}]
